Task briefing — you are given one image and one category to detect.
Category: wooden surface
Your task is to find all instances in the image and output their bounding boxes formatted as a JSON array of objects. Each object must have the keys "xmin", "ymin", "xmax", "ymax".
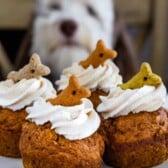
[
  {"xmin": 0, "ymin": 0, "xmax": 35, "ymax": 29},
  {"xmin": 115, "ymin": 0, "xmax": 151, "ymax": 25},
  {"xmin": 0, "ymin": 0, "xmax": 151, "ymax": 29},
  {"xmin": 0, "ymin": 43, "xmax": 13, "ymax": 77},
  {"xmin": 152, "ymin": 0, "xmax": 168, "ymax": 77}
]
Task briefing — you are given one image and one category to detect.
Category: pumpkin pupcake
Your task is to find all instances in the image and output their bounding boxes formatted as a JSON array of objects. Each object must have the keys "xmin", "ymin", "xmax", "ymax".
[
  {"xmin": 56, "ymin": 40, "xmax": 122, "ymax": 108},
  {"xmin": 20, "ymin": 76, "xmax": 104, "ymax": 168},
  {"xmin": 97, "ymin": 62, "xmax": 168, "ymax": 168},
  {"xmin": 0, "ymin": 54, "xmax": 56, "ymax": 157}
]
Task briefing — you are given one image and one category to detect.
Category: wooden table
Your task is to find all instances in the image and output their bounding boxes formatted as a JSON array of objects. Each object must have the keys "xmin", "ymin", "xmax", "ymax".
[{"xmin": 0, "ymin": 0, "xmax": 35, "ymax": 29}]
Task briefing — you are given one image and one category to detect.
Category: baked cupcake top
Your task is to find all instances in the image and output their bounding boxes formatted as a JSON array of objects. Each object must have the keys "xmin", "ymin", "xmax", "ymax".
[
  {"xmin": 97, "ymin": 62, "xmax": 167, "ymax": 119},
  {"xmin": 0, "ymin": 54, "xmax": 56, "ymax": 111},
  {"xmin": 56, "ymin": 40, "xmax": 122, "ymax": 92},
  {"xmin": 26, "ymin": 76, "xmax": 100, "ymax": 140}
]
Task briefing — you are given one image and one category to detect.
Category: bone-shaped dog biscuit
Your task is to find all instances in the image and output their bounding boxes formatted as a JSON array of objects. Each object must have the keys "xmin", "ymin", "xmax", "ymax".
[
  {"xmin": 48, "ymin": 75, "xmax": 91, "ymax": 106},
  {"xmin": 7, "ymin": 53, "xmax": 50, "ymax": 82},
  {"xmin": 119, "ymin": 62, "xmax": 162, "ymax": 90},
  {"xmin": 80, "ymin": 40, "xmax": 117, "ymax": 68}
]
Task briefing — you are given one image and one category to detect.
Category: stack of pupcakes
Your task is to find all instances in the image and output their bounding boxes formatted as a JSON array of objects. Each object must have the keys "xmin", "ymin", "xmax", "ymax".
[{"xmin": 0, "ymin": 39, "xmax": 168, "ymax": 168}]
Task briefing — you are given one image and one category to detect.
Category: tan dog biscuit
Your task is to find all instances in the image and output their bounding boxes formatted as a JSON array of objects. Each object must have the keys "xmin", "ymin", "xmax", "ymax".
[
  {"xmin": 119, "ymin": 62, "xmax": 162, "ymax": 90},
  {"xmin": 48, "ymin": 76, "xmax": 91, "ymax": 106},
  {"xmin": 7, "ymin": 53, "xmax": 50, "ymax": 82},
  {"xmin": 80, "ymin": 40, "xmax": 117, "ymax": 68}
]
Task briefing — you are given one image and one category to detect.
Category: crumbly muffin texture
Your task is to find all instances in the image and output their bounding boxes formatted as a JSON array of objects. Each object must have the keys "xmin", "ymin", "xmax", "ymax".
[
  {"xmin": 0, "ymin": 108, "xmax": 27, "ymax": 157},
  {"xmin": 20, "ymin": 122, "xmax": 104, "ymax": 168},
  {"xmin": 89, "ymin": 89, "xmax": 108, "ymax": 109},
  {"xmin": 99, "ymin": 108, "xmax": 168, "ymax": 168}
]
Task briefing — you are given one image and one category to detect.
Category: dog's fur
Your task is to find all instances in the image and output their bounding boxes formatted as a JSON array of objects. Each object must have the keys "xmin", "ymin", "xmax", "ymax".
[{"xmin": 31, "ymin": 0, "xmax": 114, "ymax": 80}]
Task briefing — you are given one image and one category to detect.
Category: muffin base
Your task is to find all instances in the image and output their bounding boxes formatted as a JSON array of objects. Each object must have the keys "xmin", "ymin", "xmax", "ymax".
[
  {"xmin": 20, "ymin": 122, "xmax": 104, "ymax": 168},
  {"xmin": 0, "ymin": 108, "xmax": 27, "ymax": 157},
  {"xmin": 99, "ymin": 108, "xmax": 168, "ymax": 168},
  {"xmin": 89, "ymin": 89, "xmax": 108, "ymax": 109}
]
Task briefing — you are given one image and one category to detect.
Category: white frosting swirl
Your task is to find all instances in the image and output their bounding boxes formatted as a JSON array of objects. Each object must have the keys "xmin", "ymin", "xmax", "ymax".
[
  {"xmin": 26, "ymin": 98, "xmax": 100, "ymax": 140},
  {"xmin": 56, "ymin": 60, "xmax": 122, "ymax": 92},
  {"xmin": 97, "ymin": 84, "xmax": 167, "ymax": 119},
  {"xmin": 0, "ymin": 78, "xmax": 56, "ymax": 111}
]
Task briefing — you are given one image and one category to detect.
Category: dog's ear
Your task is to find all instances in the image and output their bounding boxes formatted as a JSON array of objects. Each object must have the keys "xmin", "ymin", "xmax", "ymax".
[{"xmin": 113, "ymin": 10, "xmax": 138, "ymax": 82}]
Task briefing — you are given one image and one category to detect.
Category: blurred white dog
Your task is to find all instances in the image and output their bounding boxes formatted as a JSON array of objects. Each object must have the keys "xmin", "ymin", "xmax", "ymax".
[{"xmin": 31, "ymin": 0, "xmax": 114, "ymax": 79}]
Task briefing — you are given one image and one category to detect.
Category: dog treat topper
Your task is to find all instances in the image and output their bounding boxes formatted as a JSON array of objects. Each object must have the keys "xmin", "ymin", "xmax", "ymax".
[
  {"xmin": 119, "ymin": 62, "xmax": 162, "ymax": 90},
  {"xmin": 7, "ymin": 53, "xmax": 50, "ymax": 82},
  {"xmin": 80, "ymin": 40, "xmax": 117, "ymax": 68},
  {"xmin": 48, "ymin": 76, "xmax": 91, "ymax": 106}
]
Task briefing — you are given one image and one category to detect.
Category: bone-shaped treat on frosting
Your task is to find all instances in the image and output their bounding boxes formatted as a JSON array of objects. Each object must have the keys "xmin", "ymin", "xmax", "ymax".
[
  {"xmin": 119, "ymin": 62, "xmax": 162, "ymax": 90},
  {"xmin": 48, "ymin": 75, "xmax": 91, "ymax": 106},
  {"xmin": 7, "ymin": 53, "xmax": 50, "ymax": 82},
  {"xmin": 79, "ymin": 40, "xmax": 117, "ymax": 68}
]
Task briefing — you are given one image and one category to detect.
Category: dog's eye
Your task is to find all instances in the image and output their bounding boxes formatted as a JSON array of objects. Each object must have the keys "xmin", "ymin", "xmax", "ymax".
[
  {"xmin": 87, "ymin": 5, "xmax": 97, "ymax": 17},
  {"xmin": 49, "ymin": 3, "xmax": 61, "ymax": 10}
]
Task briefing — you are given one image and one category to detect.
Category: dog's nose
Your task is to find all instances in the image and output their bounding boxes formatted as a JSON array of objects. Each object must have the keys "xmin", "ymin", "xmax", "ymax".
[{"xmin": 60, "ymin": 20, "xmax": 77, "ymax": 38}]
